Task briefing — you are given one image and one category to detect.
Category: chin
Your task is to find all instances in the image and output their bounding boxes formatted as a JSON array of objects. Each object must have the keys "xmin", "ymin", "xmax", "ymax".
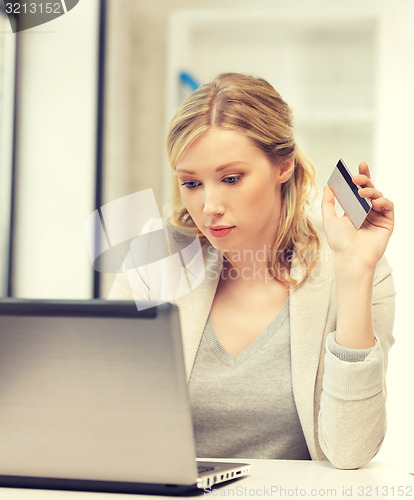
[{"xmin": 204, "ymin": 238, "xmax": 230, "ymax": 252}]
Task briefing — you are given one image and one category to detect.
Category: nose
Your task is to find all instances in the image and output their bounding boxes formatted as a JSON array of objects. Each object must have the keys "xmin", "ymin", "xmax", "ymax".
[{"xmin": 202, "ymin": 186, "xmax": 224, "ymax": 217}]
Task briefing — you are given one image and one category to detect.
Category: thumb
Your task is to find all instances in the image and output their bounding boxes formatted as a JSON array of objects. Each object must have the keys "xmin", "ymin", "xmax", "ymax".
[{"xmin": 321, "ymin": 186, "xmax": 337, "ymax": 224}]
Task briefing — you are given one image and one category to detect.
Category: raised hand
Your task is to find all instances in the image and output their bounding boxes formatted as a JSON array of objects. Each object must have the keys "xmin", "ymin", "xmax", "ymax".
[{"xmin": 321, "ymin": 162, "xmax": 394, "ymax": 270}]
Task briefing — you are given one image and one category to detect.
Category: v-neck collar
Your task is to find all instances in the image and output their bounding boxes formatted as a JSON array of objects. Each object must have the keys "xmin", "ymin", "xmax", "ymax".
[{"xmin": 204, "ymin": 297, "xmax": 290, "ymax": 368}]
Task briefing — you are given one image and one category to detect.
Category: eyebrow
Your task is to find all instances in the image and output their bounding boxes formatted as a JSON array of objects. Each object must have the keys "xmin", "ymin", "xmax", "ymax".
[{"xmin": 175, "ymin": 162, "xmax": 248, "ymax": 175}]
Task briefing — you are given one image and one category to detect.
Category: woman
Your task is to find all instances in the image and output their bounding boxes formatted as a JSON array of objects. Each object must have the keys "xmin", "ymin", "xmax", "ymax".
[{"xmin": 109, "ymin": 73, "xmax": 395, "ymax": 469}]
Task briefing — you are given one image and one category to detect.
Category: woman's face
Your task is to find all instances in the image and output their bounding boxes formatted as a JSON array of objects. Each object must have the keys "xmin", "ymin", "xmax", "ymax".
[{"xmin": 175, "ymin": 127, "xmax": 293, "ymax": 255}]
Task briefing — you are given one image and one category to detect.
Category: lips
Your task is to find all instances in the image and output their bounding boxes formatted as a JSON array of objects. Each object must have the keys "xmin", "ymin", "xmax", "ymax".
[{"xmin": 207, "ymin": 226, "xmax": 235, "ymax": 238}]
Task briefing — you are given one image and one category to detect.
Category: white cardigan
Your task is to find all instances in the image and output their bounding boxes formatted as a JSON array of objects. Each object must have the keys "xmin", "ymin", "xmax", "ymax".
[{"xmin": 108, "ymin": 226, "xmax": 395, "ymax": 470}]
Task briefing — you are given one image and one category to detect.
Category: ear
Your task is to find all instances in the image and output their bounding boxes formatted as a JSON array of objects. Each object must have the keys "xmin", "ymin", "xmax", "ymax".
[{"xmin": 278, "ymin": 158, "xmax": 295, "ymax": 184}]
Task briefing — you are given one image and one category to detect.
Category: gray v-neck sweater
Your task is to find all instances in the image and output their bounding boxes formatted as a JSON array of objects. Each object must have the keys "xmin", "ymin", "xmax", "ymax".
[{"xmin": 188, "ymin": 298, "xmax": 311, "ymax": 459}]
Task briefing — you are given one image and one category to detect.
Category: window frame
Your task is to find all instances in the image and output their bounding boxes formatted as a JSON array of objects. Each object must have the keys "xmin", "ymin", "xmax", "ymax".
[{"xmin": 0, "ymin": 4, "xmax": 18, "ymax": 296}]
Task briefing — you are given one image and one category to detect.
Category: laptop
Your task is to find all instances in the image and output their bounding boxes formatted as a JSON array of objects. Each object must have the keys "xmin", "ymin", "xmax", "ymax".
[{"xmin": 0, "ymin": 299, "xmax": 250, "ymax": 494}]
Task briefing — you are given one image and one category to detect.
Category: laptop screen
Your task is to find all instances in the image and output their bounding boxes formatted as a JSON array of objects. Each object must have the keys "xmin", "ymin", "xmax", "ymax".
[{"xmin": 0, "ymin": 299, "xmax": 198, "ymax": 486}]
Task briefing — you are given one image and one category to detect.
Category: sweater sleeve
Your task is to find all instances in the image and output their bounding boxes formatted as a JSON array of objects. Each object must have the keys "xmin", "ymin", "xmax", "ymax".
[
  {"xmin": 318, "ymin": 255, "xmax": 395, "ymax": 469},
  {"xmin": 326, "ymin": 333, "xmax": 374, "ymax": 362}
]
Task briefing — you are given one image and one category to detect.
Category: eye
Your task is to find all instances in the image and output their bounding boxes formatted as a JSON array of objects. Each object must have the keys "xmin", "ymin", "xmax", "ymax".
[
  {"xmin": 223, "ymin": 175, "xmax": 241, "ymax": 185},
  {"xmin": 181, "ymin": 180, "xmax": 201, "ymax": 190}
]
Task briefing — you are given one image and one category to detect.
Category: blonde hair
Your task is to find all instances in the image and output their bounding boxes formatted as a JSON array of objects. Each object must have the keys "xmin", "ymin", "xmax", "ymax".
[{"xmin": 166, "ymin": 73, "xmax": 320, "ymax": 287}]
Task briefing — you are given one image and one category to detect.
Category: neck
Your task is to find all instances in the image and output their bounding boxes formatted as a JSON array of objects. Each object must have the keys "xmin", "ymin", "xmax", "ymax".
[{"xmin": 222, "ymin": 244, "xmax": 287, "ymax": 286}]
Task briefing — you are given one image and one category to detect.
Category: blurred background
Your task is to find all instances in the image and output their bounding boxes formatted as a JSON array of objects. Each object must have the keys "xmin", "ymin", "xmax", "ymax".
[{"xmin": 0, "ymin": 0, "xmax": 413, "ymax": 469}]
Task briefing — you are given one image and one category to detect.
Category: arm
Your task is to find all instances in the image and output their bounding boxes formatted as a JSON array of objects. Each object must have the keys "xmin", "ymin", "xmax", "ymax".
[
  {"xmin": 319, "ymin": 256, "xmax": 395, "ymax": 469},
  {"xmin": 319, "ymin": 162, "xmax": 395, "ymax": 468},
  {"xmin": 322, "ymin": 162, "xmax": 394, "ymax": 350},
  {"xmin": 334, "ymin": 258, "xmax": 375, "ymax": 349}
]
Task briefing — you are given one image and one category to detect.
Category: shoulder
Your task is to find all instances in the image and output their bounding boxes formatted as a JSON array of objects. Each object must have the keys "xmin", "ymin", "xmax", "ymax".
[{"xmin": 107, "ymin": 217, "xmax": 222, "ymax": 300}]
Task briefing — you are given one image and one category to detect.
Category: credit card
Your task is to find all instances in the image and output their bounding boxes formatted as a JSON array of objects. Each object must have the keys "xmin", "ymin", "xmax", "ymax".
[{"xmin": 327, "ymin": 159, "xmax": 372, "ymax": 229}]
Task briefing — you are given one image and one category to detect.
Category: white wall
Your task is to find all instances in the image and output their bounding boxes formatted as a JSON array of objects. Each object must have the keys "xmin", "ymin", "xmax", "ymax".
[
  {"xmin": 373, "ymin": 0, "xmax": 414, "ymax": 469},
  {"xmin": 165, "ymin": 6, "xmax": 380, "ymax": 206},
  {"xmin": 12, "ymin": 0, "xmax": 100, "ymax": 299}
]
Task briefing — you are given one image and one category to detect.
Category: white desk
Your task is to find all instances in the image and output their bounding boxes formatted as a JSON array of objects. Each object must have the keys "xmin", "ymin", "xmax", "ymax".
[{"xmin": 0, "ymin": 460, "xmax": 413, "ymax": 499}]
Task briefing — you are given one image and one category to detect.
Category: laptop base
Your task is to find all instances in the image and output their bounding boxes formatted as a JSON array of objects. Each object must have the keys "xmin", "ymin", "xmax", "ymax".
[{"xmin": 0, "ymin": 474, "xmax": 205, "ymax": 496}]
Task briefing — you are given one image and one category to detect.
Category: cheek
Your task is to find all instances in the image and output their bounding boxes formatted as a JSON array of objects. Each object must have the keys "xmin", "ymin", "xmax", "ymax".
[
  {"xmin": 243, "ymin": 179, "xmax": 278, "ymax": 211},
  {"xmin": 180, "ymin": 191, "xmax": 201, "ymax": 220},
  {"xmin": 179, "ymin": 188, "xmax": 193, "ymax": 207}
]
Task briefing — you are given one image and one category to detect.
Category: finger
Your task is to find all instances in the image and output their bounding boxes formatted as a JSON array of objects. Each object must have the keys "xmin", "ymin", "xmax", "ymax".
[
  {"xmin": 358, "ymin": 187, "xmax": 383, "ymax": 200},
  {"xmin": 371, "ymin": 197, "xmax": 395, "ymax": 214},
  {"xmin": 353, "ymin": 174, "xmax": 375, "ymax": 189},
  {"xmin": 370, "ymin": 198, "xmax": 395, "ymax": 230},
  {"xmin": 358, "ymin": 162, "xmax": 371, "ymax": 178}
]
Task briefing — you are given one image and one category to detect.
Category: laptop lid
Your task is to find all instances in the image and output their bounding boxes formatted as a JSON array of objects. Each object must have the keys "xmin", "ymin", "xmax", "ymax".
[{"xmin": 0, "ymin": 299, "xmax": 199, "ymax": 487}]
